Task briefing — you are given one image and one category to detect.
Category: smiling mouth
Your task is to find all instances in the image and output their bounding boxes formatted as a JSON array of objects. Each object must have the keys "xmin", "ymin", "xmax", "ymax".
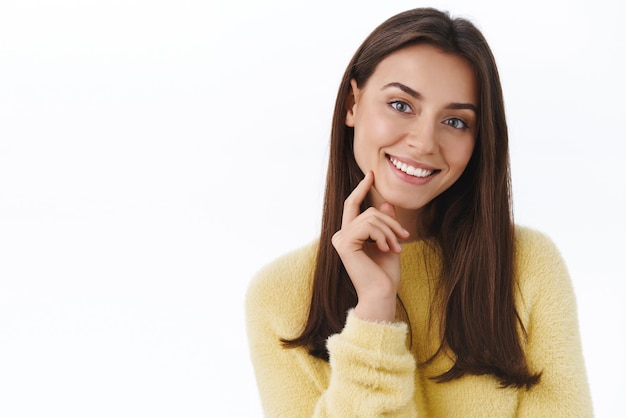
[{"xmin": 387, "ymin": 155, "xmax": 439, "ymax": 178}]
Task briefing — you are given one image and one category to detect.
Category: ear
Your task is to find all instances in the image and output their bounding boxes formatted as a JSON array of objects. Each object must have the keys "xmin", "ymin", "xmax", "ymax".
[{"xmin": 345, "ymin": 79, "xmax": 360, "ymax": 127}]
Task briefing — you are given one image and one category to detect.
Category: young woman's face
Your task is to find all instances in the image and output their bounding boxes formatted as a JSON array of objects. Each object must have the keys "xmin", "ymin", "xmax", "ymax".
[{"xmin": 346, "ymin": 43, "xmax": 478, "ymax": 213}]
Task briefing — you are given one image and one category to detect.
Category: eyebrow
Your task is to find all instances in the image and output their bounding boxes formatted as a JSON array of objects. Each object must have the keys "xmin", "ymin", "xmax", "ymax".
[{"xmin": 382, "ymin": 82, "xmax": 478, "ymax": 114}]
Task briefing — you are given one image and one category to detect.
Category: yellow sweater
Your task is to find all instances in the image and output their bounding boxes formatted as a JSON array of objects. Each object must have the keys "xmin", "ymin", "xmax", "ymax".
[{"xmin": 246, "ymin": 227, "xmax": 593, "ymax": 417}]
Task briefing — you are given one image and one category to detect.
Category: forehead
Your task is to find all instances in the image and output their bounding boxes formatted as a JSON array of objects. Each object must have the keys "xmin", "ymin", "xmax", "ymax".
[{"xmin": 367, "ymin": 44, "xmax": 478, "ymax": 104}]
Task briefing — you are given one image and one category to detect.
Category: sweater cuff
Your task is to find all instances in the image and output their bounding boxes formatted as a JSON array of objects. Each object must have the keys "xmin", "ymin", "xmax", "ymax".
[{"xmin": 339, "ymin": 309, "xmax": 409, "ymax": 355}]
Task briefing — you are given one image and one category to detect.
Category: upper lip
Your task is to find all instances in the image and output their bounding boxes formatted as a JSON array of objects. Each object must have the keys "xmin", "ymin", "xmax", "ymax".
[{"xmin": 386, "ymin": 154, "xmax": 439, "ymax": 171}]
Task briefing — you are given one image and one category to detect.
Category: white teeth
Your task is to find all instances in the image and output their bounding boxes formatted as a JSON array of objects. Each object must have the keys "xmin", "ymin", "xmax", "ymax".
[{"xmin": 389, "ymin": 157, "xmax": 433, "ymax": 178}]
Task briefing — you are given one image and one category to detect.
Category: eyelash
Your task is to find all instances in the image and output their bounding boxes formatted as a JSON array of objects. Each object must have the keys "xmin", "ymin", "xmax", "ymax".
[
  {"xmin": 443, "ymin": 118, "xmax": 469, "ymax": 130},
  {"xmin": 389, "ymin": 100, "xmax": 469, "ymax": 130},
  {"xmin": 389, "ymin": 100, "xmax": 413, "ymax": 113},
  {"xmin": 389, "ymin": 100, "xmax": 470, "ymax": 130}
]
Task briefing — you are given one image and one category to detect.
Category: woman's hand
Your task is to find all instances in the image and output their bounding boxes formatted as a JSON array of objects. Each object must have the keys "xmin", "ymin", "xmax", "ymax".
[{"xmin": 331, "ymin": 171, "xmax": 410, "ymax": 322}]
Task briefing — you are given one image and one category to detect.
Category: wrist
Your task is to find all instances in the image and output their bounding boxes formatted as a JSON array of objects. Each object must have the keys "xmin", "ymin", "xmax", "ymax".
[{"xmin": 354, "ymin": 296, "xmax": 396, "ymax": 323}]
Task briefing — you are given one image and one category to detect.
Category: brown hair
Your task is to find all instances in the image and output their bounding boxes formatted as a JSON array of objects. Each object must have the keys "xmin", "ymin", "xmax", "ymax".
[{"xmin": 282, "ymin": 7, "xmax": 540, "ymax": 389}]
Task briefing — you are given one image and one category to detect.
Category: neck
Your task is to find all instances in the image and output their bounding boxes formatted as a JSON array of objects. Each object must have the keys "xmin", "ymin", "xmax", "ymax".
[{"xmin": 395, "ymin": 206, "xmax": 421, "ymax": 241}]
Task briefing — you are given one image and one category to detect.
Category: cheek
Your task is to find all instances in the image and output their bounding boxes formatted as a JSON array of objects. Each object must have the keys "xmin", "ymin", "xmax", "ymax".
[
  {"xmin": 353, "ymin": 113, "xmax": 399, "ymax": 151},
  {"xmin": 352, "ymin": 116, "xmax": 392, "ymax": 168},
  {"xmin": 352, "ymin": 132, "xmax": 370, "ymax": 173},
  {"xmin": 447, "ymin": 140, "xmax": 475, "ymax": 171}
]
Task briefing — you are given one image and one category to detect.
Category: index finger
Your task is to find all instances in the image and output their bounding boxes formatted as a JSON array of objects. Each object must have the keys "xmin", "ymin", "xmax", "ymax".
[{"xmin": 342, "ymin": 171, "xmax": 374, "ymax": 224}]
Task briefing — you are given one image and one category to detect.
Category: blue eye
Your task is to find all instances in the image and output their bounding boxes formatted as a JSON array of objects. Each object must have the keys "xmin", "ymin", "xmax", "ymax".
[
  {"xmin": 389, "ymin": 100, "xmax": 412, "ymax": 113},
  {"xmin": 444, "ymin": 118, "xmax": 468, "ymax": 129}
]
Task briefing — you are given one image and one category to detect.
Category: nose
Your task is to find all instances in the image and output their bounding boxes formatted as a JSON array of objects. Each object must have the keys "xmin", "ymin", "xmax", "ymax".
[{"xmin": 406, "ymin": 118, "xmax": 437, "ymax": 154}]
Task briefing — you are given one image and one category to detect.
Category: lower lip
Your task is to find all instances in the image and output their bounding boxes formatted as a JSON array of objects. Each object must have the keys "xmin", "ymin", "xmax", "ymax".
[{"xmin": 387, "ymin": 157, "xmax": 437, "ymax": 185}]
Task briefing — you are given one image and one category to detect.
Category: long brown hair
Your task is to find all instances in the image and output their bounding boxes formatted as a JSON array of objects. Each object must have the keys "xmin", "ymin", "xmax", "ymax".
[{"xmin": 283, "ymin": 7, "xmax": 540, "ymax": 389}]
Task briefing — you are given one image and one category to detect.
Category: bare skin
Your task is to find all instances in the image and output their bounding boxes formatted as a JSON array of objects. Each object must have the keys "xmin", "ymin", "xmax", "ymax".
[
  {"xmin": 331, "ymin": 171, "xmax": 409, "ymax": 322},
  {"xmin": 332, "ymin": 44, "xmax": 477, "ymax": 323}
]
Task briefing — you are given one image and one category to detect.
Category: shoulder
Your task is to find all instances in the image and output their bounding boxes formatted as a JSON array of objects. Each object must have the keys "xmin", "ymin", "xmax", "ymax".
[
  {"xmin": 513, "ymin": 225, "xmax": 565, "ymax": 270},
  {"xmin": 246, "ymin": 240, "xmax": 319, "ymax": 338},
  {"xmin": 513, "ymin": 225, "xmax": 575, "ymax": 317},
  {"xmin": 513, "ymin": 225, "xmax": 570, "ymax": 281},
  {"xmin": 247, "ymin": 240, "xmax": 319, "ymax": 303}
]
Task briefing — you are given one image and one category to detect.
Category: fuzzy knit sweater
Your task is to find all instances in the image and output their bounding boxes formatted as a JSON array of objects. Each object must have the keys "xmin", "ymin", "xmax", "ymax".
[{"xmin": 246, "ymin": 227, "xmax": 593, "ymax": 417}]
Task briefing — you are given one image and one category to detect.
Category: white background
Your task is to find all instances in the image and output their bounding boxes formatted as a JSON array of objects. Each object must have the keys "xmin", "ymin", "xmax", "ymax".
[{"xmin": 0, "ymin": 0, "xmax": 624, "ymax": 416}]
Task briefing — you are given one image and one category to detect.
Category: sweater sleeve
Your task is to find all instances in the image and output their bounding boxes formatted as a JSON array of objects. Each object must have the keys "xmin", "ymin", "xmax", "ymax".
[
  {"xmin": 246, "ymin": 248, "xmax": 417, "ymax": 417},
  {"xmin": 515, "ymin": 229, "xmax": 593, "ymax": 417},
  {"xmin": 315, "ymin": 311, "xmax": 417, "ymax": 417}
]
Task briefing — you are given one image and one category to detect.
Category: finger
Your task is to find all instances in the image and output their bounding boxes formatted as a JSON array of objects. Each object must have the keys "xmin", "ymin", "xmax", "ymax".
[
  {"xmin": 379, "ymin": 202, "xmax": 396, "ymax": 218},
  {"xmin": 362, "ymin": 216, "xmax": 403, "ymax": 253},
  {"xmin": 379, "ymin": 202, "xmax": 410, "ymax": 240},
  {"xmin": 366, "ymin": 227, "xmax": 391, "ymax": 252},
  {"xmin": 342, "ymin": 171, "xmax": 374, "ymax": 225}
]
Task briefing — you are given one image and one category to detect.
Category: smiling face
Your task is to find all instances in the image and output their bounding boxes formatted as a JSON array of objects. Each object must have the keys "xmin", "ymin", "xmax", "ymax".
[{"xmin": 346, "ymin": 43, "xmax": 478, "ymax": 226}]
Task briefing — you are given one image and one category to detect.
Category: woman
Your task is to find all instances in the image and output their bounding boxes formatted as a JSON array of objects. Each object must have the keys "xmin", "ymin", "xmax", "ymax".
[{"xmin": 246, "ymin": 7, "xmax": 592, "ymax": 417}]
